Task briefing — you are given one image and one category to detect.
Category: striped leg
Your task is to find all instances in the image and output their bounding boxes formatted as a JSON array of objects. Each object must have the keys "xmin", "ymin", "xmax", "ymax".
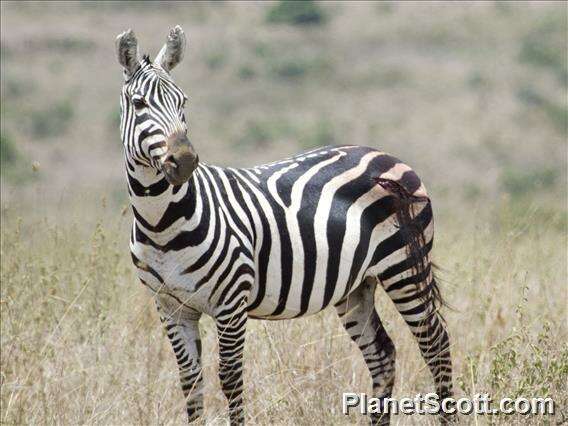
[
  {"xmin": 385, "ymin": 277, "xmax": 454, "ymax": 424},
  {"xmin": 336, "ymin": 278, "xmax": 396, "ymax": 426},
  {"xmin": 215, "ymin": 303, "xmax": 247, "ymax": 425},
  {"xmin": 377, "ymin": 195, "xmax": 454, "ymax": 423},
  {"xmin": 156, "ymin": 299, "xmax": 204, "ymax": 423}
]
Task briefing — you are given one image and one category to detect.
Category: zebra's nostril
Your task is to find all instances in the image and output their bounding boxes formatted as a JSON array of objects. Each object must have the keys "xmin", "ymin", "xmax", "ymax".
[{"xmin": 164, "ymin": 155, "xmax": 178, "ymax": 169}]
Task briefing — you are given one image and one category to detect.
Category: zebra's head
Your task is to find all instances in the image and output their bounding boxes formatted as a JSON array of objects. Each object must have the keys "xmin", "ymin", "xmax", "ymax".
[{"xmin": 116, "ymin": 26, "xmax": 198, "ymax": 186}]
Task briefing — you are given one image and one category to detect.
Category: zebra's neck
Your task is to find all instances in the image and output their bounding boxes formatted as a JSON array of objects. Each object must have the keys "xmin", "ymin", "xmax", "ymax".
[{"xmin": 127, "ymin": 163, "xmax": 202, "ymax": 242}]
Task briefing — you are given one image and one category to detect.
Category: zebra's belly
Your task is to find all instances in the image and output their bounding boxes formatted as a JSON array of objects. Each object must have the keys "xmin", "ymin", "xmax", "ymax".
[{"xmin": 246, "ymin": 194, "xmax": 402, "ymax": 320}]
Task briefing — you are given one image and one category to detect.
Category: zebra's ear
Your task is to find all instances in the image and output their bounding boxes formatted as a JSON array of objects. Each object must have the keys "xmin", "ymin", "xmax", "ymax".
[
  {"xmin": 155, "ymin": 25, "xmax": 186, "ymax": 73},
  {"xmin": 116, "ymin": 29, "xmax": 141, "ymax": 78}
]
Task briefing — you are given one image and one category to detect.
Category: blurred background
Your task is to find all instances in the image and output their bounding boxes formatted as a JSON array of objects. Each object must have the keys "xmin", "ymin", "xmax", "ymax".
[
  {"xmin": 1, "ymin": 1, "xmax": 566, "ymax": 216},
  {"xmin": 1, "ymin": 2, "xmax": 566, "ymax": 424}
]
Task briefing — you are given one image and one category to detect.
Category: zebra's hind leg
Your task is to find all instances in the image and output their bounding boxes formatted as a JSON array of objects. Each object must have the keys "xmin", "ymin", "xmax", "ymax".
[
  {"xmin": 383, "ymin": 275, "xmax": 454, "ymax": 424},
  {"xmin": 155, "ymin": 297, "xmax": 204, "ymax": 423},
  {"xmin": 336, "ymin": 277, "xmax": 396, "ymax": 426}
]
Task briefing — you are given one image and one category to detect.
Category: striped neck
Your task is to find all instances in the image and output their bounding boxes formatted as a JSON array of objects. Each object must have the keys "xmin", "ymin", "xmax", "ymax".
[{"xmin": 127, "ymin": 163, "xmax": 200, "ymax": 236}]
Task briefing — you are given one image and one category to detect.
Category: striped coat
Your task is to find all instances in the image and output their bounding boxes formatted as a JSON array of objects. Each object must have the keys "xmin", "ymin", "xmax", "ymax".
[{"xmin": 131, "ymin": 145, "xmax": 434, "ymax": 319}]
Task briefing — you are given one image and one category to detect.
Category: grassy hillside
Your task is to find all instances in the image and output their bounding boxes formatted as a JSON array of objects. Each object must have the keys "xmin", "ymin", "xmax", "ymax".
[
  {"xmin": 1, "ymin": 1, "xmax": 566, "ymax": 424},
  {"xmin": 1, "ymin": 2, "xmax": 565, "ymax": 208}
]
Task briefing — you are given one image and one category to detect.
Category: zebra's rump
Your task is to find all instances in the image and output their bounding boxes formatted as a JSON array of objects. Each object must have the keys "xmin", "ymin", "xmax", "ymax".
[{"xmin": 237, "ymin": 145, "xmax": 433, "ymax": 320}]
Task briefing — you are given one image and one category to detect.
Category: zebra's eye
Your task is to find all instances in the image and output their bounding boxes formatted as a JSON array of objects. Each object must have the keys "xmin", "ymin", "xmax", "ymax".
[{"xmin": 132, "ymin": 97, "xmax": 147, "ymax": 110}]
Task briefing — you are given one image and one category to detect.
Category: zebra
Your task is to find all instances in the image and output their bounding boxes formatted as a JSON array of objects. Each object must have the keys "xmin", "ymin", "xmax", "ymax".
[{"xmin": 115, "ymin": 26, "xmax": 454, "ymax": 425}]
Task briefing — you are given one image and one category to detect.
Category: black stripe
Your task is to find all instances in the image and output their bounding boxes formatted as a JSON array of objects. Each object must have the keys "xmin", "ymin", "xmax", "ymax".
[{"xmin": 127, "ymin": 173, "xmax": 169, "ymax": 197}]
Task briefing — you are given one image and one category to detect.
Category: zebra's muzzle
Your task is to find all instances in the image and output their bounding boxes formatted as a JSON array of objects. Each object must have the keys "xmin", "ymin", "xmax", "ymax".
[{"xmin": 162, "ymin": 134, "xmax": 198, "ymax": 186}]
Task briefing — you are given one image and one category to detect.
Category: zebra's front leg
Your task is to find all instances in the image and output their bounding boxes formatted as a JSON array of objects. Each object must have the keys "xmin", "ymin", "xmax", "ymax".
[
  {"xmin": 156, "ymin": 298, "xmax": 204, "ymax": 423},
  {"xmin": 215, "ymin": 301, "xmax": 248, "ymax": 425}
]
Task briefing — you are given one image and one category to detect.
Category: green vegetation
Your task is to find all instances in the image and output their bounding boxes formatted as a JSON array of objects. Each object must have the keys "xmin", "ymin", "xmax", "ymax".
[
  {"xmin": 205, "ymin": 49, "xmax": 227, "ymax": 71},
  {"xmin": 0, "ymin": 133, "xmax": 20, "ymax": 166},
  {"xmin": 0, "ymin": 133, "xmax": 34, "ymax": 182},
  {"xmin": 519, "ymin": 13, "xmax": 567, "ymax": 84},
  {"xmin": 237, "ymin": 64, "xmax": 256, "ymax": 80},
  {"xmin": 268, "ymin": 54, "xmax": 331, "ymax": 81},
  {"xmin": 266, "ymin": 0, "xmax": 326, "ymax": 26},
  {"xmin": 517, "ymin": 86, "xmax": 567, "ymax": 136},
  {"xmin": 488, "ymin": 322, "xmax": 568, "ymax": 399},
  {"xmin": 29, "ymin": 99, "xmax": 74, "ymax": 139},
  {"xmin": 2, "ymin": 76, "xmax": 34, "ymax": 99},
  {"xmin": 500, "ymin": 166, "xmax": 558, "ymax": 198},
  {"xmin": 466, "ymin": 70, "xmax": 490, "ymax": 90},
  {"xmin": 270, "ymin": 57, "xmax": 308, "ymax": 79}
]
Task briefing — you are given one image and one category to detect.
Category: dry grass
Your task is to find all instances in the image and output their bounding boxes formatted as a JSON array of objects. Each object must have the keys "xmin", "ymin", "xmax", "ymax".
[
  {"xmin": 1, "ymin": 1, "xmax": 567, "ymax": 425},
  {"xmin": 1, "ymin": 198, "xmax": 566, "ymax": 425}
]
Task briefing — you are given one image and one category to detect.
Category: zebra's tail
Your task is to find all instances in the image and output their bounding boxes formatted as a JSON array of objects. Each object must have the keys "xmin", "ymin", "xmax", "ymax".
[
  {"xmin": 376, "ymin": 175, "xmax": 454, "ymax": 409},
  {"xmin": 375, "ymin": 176, "xmax": 446, "ymax": 312}
]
